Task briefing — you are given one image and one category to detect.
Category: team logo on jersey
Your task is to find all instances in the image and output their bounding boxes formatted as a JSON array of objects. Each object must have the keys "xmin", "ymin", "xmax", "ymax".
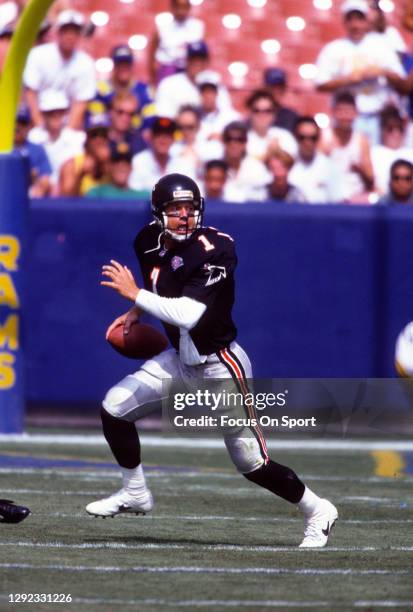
[
  {"xmin": 171, "ymin": 255, "xmax": 184, "ymax": 271},
  {"xmin": 203, "ymin": 263, "xmax": 227, "ymax": 286}
]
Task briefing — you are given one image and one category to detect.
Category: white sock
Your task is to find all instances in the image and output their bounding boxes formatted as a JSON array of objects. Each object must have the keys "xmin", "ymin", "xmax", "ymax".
[
  {"xmin": 297, "ymin": 486, "xmax": 322, "ymax": 516},
  {"xmin": 121, "ymin": 464, "xmax": 149, "ymax": 497}
]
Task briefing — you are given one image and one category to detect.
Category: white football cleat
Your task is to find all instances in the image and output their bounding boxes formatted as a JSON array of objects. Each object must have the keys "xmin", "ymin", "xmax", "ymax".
[
  {"xmin": 299, "ymin": 499, "xmax": 338, "ymax": 548},
  {"xmin": 86, "ymin": 488, "xmax": 154, "ymax": 518}
]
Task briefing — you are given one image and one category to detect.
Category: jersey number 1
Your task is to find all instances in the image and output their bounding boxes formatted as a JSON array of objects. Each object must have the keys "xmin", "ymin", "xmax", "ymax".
[{"xmin": 198, "ymin": 235, "xmax": 215, "ymax": 252}]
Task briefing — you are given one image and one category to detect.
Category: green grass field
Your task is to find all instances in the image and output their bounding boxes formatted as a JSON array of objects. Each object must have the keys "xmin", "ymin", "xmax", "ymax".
[{"xmin": 0, "ymin": 432, "xmax": 412, "ymax": 611}]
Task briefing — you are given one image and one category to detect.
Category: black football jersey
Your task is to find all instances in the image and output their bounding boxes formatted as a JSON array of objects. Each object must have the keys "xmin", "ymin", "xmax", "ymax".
[{"xmin": 134, "ymin": 223, "xmax": 238, "ymax": 356}]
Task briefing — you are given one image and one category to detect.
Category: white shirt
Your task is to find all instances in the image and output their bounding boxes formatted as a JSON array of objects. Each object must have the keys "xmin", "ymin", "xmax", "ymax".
[
  {"xmin": 247, "ymin": 126, "xmax": 297, "ymax": 161},
  {"xmin": 155, "ymin": 17, "xmax": 204, "ymax": 67},
  {"xmin": 316, "ymin": 32, "xmax": 405, "ymax": 115},
  {"xmin": 23, "ymin": 42, "xmax": 96, "ymax": 102},
  {"xmin": 28, "ymin": 125, "xmax": 85, "ymax": 186},
  {"xmin": 223, "ymin": 156, "xmax": 271, "ymax": 203},
  {"xmin": 379, "ymin": 26, "xmax": 407, "ymax": 54},
  {"xmin": 289, "ymin": 153, "xmax": 333, "ymax": 204},
  {"xmin": 371, "ymin": 144, "xmax": 413, "ymax": 194},
  {"xmin": 155, "ymin": 72, "xmax": 232, "ymax": 119},
  {"xmin": 129, "ymin": 149, "xmax": 182, "ymax": 193},
  {"xmin": 322, "ymin": 129, "xmax": 366, "ymax": 201}
]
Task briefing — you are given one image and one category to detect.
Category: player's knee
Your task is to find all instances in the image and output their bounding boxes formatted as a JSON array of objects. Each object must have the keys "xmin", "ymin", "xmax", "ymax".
[
  {"xmin": 102, "ymin": 385, "xmax": 135, "ymax": 419},
  {"xmin": 224, "ymin": 436, "xmax": 265, "ymax": 473}
]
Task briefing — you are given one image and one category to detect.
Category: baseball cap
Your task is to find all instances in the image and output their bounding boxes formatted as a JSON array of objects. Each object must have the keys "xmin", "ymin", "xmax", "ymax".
[
  {"xmin": 16, "ymin": 105, "xmax": 31, "ymax": 124},
  {"xmin": 341, "ymin": 0, "xmax": 369, "ymax": 15},
  {"xmin": 151, "ymin": 117, "xmax": 177, "ymax": 135},
  {"xmin": 39, "ymin": 90, "xmax": 69, "ymax": 112},
  {"xmin": 111, "ymin": 142, "xmax": 133, "ymax": 163},
  {"xmin": 86, "ymin": 113, "xmax": 110, "ymax": 132},
  {"xmin": 196, "ymin": 70, "xmax": 221, "ymax": 88},
  {"xmin": 187, "ymin": 41, "xmax": 209, "ymax": 59},
  {"xmin": 56, "ymin": 10, "xmax": 85, "ymax": 29},
  {"xmin": 111, "ymin": 44, "xmax": 134, "ymax": 64},
  {"xmin": 264, "ymin": 67, "xmax": 287, "ymax": 87}
]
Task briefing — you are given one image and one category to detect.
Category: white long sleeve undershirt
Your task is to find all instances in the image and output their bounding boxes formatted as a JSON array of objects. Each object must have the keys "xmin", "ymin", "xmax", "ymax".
[{"xmin": 135, "ymin": 289, "xmax": 206, "ymax": 330}]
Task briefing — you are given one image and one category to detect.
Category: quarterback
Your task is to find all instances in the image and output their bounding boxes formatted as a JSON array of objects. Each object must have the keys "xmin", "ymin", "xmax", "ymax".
[{"xmin": 86, "ymin": 173, "xmax": 338, "ymax": 547}]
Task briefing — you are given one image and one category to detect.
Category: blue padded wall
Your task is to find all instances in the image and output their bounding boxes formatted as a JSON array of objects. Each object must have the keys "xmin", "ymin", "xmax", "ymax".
[{"xmin": 26, "ymin": 200, "xmax": 413, "ymax": 403}]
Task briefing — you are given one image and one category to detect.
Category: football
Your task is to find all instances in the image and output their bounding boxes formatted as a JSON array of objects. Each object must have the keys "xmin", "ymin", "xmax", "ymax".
[{"xmin": 107, "ymin": 322, "xmax": 169, "ymax": 360}]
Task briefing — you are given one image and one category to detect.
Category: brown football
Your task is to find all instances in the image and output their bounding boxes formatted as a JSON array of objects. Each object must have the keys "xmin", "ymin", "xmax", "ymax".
[{"xmin": 107, "ymin": 322, "xmax": 169, "ymax": 360}]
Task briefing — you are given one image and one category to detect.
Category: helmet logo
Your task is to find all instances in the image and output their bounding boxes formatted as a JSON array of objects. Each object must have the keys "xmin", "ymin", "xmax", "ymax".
[{"xmin": 172, "ymin": 189, "xmax": 194, "ymax": 200}]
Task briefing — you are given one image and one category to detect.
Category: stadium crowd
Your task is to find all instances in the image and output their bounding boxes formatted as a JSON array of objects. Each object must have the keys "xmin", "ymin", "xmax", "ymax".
[{"xmin": 3, "ymin": 0, "xmax": 413, "ymax": 205}]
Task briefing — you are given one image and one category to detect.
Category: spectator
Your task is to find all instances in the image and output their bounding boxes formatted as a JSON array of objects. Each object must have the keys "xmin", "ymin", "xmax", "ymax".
[
  {"xmin": 202, "ymin": 159, "xmax": 228, "ymax": 199},
  {"xmin": 315, "ymin": 0, "xmax": 407, "ymax": 144},
  {"xmin": 24, "ymin": 10, "xmax": 96, "ymax": 130},
  {"xmin": 155, "ymin": 41, "xmax": 231, "ymax": 119},
  {"xmin": 108, "ymin": 91, "xmax": 147, "ymax": 156},
  {"xmin": 263, "ymin": 68, "xmax": 299, "ymax": 133},
  {"xmin": 86, "ymin": 144, "xmax": 146, "ymax": 200},
  {"xmin": 246, "ymin": 89, "xmax": 297, "ymax": 161},
  {"xmin": 367, "ymin": 0, "xmax": 407, "ymax": 53},
  {"xmin": 289, "ymin": 116, "xmax": 333, "ymax": 204},
  {"xmin": 148, "ymin": 0, "xmax": 204, "ymax": 84},
  {"xmin": 221, "ymin": 121, "xmax": 270, "ymax": 203},
  {"xmin": 14, "ymin": 105, "xmax": 51, "ymax": 198},
  {"xmin": 371, "ymin": 105, "xmax": 413, "ymax": 194},
  {"xmin": 170, "ymin": 105, "xmax": 202, "ymax": 178},
  {"xmin": 59, "ymin": 114, "xmax": 111, "ymax": 197},
  {"xmin": 28, "ymin": 89, "xmax": 85, "ymax": 193},
  {"xmin": 379, "ymin": 159, "xmax": 413, "ymax": 204},
  {"xmin": 320, "ymin": 91, "xmax": 373, "ymax": 202},
  {"xmin": 196, "ymin": 70, "xmax": 239, "ymax": 160},
  {"xmin": 265, "ymin": 147, "xmax": 306, "ymax": 203},
  {"xmin": 92, "ymin": 44, "xmax": 156, "ymax": 135},
  {"xmin": 129, "ymin": 117, "xmax": 180, "ymax": 196}
]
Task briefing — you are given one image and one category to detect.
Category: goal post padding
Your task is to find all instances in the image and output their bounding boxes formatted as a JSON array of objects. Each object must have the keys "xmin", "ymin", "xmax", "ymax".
[
  {"xmin": 0, "ymin": 153, "xmax": 29, "ymax": 432},
  {"xmin": 0, "ymin": 0, "xmax": 55, "ymax": 432}
]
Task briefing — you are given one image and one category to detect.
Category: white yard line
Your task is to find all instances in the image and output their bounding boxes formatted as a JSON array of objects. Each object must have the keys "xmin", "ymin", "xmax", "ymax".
[
  {"xmin": 1, "ymin": 487, "xmax": 411, "ymax": 505},
  {"xmin": 1, "ymin": 467, "xmax": 411, "ymax": 485},
  {"xmin": 0, "ymin": 541, "xmax": 412, "ymax": 553},
  {"xmin": 1, "ymin": 594, "xmax": 412, "ymax": 608},
  {"xmin": 19, "ymin": 512, "xmax": 413, "ymax": 525},
  {"xmin": 0, "ymin": 563, "xmax": 410, "ymax": 575},
  {"xmin": 2, "ymin": 433, "xmax": 413, "ymax": 451}
]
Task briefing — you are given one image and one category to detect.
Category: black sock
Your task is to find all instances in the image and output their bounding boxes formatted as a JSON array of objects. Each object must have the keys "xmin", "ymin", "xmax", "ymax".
[
  {"xmin": 101, "ymin": 408, "xmax": 141, "ymax": 469},
  {"xmin": 244, "ymin": 459, "xmax": 305, "ymax": 504}
]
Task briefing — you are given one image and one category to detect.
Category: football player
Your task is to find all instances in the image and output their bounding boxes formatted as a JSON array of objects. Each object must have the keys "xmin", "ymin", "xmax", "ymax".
[
  {"xmin": 0, "ymin": 499, "xmax": 30, "ymax": 523},
  {"xmin": 86, "ymin": 173, "xmax": 338, "ymax": 547}
]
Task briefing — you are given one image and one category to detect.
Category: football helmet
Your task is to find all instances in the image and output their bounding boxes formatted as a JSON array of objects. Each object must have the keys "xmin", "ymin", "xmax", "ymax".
[
  {"xmin": 395, "ymin": 321, "xmax": 413, "ymax": 378},
  {"xmin": 151, "ymin": 173, "xmax": 204, "ymax": 242}
]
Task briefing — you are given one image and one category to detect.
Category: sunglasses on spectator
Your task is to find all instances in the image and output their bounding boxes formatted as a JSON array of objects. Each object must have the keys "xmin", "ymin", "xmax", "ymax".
[
  {"xmin": 252, "ymin": 107, "xmax": 274, "ymax": 114},
  {"xmin": 383, "ymin": 124, "xmax": 403, "ymax": 133},
  {"xmin": 391, "ymin": 174, "xmax": 413, "ymax": 182},
  {"xmin": 224, "ymin": 135, "xmax": 247, "ymax": 143},
  {"xmin": 178, "ymin": 123, "xmax": 197, "ymax": 130},
  {"xmin": 113, "ymin": 108, "xmax": 135, "ymax": 117},
  {"xmin": 88, "ymin": 128, "xmax": 108, "ymax": 138},
  {"xmin": 296, "ymin": 133, "xmax": 318, "ymax": 142}
]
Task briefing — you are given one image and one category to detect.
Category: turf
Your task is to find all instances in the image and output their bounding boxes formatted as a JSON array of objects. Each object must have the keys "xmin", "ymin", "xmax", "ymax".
[{"xmin": 0, "ymin": 432, "xmax": 412, "ymax": 611}]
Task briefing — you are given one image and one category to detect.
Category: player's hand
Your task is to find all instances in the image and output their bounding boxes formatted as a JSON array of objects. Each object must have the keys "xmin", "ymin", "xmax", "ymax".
[
  {"xmin": 105, "ymin": 306, "xmax": 140, "ymax": 340},
  {"xmin": 101, "ymin": 260, "xmax": 140, "ymax": 303}
]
